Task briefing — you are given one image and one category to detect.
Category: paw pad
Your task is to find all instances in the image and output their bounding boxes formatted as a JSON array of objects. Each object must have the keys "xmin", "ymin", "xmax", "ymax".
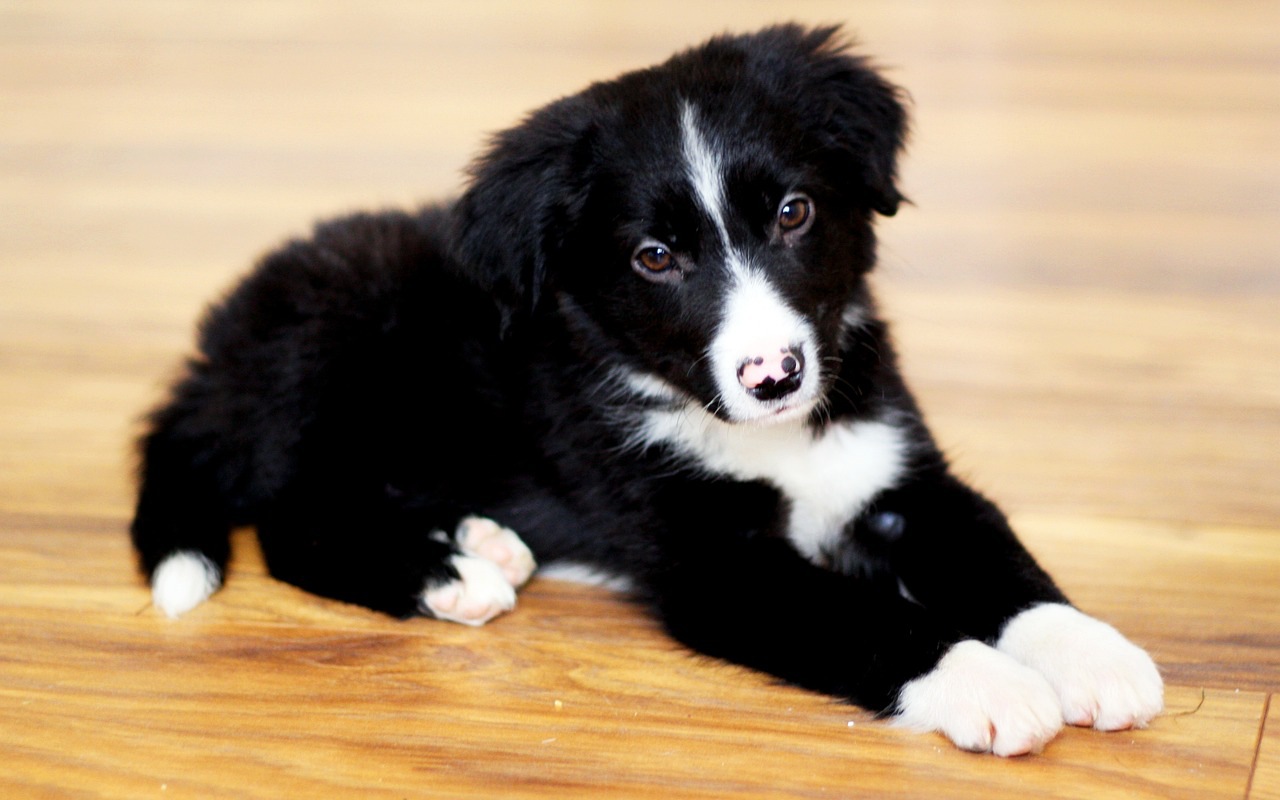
[
  {"xmin": 420, "ymin": 555, "xmax": 516, "ymax": 627},
  {"xmin": 456, "ymin": 516, "xmax": 537, "ymax": 588}
]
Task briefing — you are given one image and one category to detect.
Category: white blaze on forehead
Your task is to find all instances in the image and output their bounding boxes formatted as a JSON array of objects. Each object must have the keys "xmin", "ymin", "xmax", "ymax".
[
  {"xmin": 679, "ymin": 101, "xmax": 818, "ymax": 423},
  {"xmin": 679, "ymin": 101, "xmax": 731, "ymax": 250}
]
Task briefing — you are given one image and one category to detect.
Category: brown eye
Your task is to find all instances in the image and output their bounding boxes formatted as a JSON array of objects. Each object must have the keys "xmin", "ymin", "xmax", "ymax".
[
  {"xmin": 635, "ymin": 245, "xmax": 675, "ymax": 273},
  {"xmin": 778, "ymin": 195, "xmax": 813, "ymax": 233}
]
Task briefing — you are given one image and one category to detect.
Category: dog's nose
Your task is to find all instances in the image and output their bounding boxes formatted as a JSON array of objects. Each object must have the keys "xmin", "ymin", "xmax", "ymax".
[{"xmin": 737, "ymin": 347, "xmax": 804, "ymax": 400}]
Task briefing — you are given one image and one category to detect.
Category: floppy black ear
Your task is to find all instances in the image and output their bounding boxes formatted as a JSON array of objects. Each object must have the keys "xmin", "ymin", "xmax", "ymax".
[
  {"xmin": 450, "ymin": 96, "xmax": 596, "ymax": 329},
  {"xmin": 780, "ymin": 26, "xmax": 909, "ymax": 216}
]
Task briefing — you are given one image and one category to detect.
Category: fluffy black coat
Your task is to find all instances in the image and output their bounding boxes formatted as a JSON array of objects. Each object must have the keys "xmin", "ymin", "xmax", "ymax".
[{"xmin": 132, "ymin": 27, "xmax": 1160, "ymax": 752}]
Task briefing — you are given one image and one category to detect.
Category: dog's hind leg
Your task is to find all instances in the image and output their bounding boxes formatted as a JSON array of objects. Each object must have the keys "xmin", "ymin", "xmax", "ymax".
[
  {"xmin": 416, "ymin": 516, "xmax": 537, "ymax": 625},
  {"xmin": 131, "ymin": 408, "xmax": 235, "ymax": 618},
  {"xmin": 454, "ymin": 515, "xmax": 537, "ymax": 588},
  {"xmin": 254, "ymin": 498, "xmax": 534, "ymax": 625}
]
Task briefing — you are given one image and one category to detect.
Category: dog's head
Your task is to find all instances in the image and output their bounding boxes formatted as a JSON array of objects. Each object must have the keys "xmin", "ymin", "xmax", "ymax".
[{"xmin": 453, "ymin": 25, "xmax": 906, "ymax": 425}]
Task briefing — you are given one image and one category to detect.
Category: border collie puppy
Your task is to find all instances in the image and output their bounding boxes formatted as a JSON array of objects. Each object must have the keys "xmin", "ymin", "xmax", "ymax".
[{"xmin": 131, "ymin": 25, "xmax": 1162, "ymax": 756}]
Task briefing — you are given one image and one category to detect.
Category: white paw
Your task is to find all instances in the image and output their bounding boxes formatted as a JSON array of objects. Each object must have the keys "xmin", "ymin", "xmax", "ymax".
[
  {"xmin": 456, "ymin": 516, "xmax": 537, "ymax": 588},
  {"xmin": 895, "ymin": 639, "xmax": 1064, "ymax": 757},
  {"xmin": 151, "ymin": 551, "xmax": 221, "ymax": 618},
  {"xmin": 419, "ymin": 555, "xmax": 516, "ymax": 626},
  {"xmin": 997, "ymin": 603, "xmax": 1163, "ymax": 731}
]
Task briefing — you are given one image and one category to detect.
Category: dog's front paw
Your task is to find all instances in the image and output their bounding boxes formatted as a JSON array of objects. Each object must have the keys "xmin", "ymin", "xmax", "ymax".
[
  {"xmin": 997, "ymin": 603, "xmax": 1163, "ymax": 731},
  {"xmin": 895, "ymin": 639, "xmax": 1064, "ymax": 756}
]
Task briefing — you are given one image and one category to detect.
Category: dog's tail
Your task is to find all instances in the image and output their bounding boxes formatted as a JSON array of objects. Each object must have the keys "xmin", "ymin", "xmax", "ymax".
[{"xmin": 130, "ymin": 382, "xmax": 237, "ymax": 618}]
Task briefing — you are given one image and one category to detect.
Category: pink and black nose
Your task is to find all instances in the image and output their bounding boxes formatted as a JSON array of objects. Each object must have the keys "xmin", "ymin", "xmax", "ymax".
[{"xmin": 737, "ymin": 346, "xmax": 805, "ymax": 401}]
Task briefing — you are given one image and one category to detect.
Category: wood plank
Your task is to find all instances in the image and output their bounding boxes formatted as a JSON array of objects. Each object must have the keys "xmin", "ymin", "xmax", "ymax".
[
  {"xmin": 1015, "ymin": 514, "xmax": 1280, "ymax": 694},
  {"xmin": 885, "ymin": 286, "xmax": 1280, "ymax": 530},
  {"xmin": 1254, "ymin": 698, "xmax": 1279, "ymax": 799}
]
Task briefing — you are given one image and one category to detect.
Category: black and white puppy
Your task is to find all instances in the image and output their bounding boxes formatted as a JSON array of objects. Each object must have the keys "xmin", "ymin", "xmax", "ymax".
[{"xmin": 131, "ymin": 25, "xmax": 1163, "ymax": 756}]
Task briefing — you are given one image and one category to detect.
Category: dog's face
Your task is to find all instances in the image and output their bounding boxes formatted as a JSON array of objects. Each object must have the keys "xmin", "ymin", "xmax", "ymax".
[{"xmin": 453, "ymin": 26, "xmax": 906, "ymax": 425}]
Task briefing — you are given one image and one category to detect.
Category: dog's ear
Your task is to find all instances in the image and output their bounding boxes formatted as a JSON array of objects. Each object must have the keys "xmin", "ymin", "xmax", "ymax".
[
  {"xmin": 783, "ymin": 26, "xmax": 909, "ymax": 216},
  {"xmin": 451, "ymin": 98, "xmax": 596, "ymax": 330}
]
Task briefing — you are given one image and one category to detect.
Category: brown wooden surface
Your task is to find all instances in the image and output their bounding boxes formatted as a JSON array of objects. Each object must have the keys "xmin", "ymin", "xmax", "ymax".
[{"xmin": 2, "ymin": 1, "xmax": 1277, "ymax": 797}]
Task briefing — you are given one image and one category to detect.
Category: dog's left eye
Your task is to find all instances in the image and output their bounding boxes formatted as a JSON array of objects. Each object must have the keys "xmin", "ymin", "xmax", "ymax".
[{"xmin": 778, "ymin": 195, "xmax": 814, "ymax": 235}]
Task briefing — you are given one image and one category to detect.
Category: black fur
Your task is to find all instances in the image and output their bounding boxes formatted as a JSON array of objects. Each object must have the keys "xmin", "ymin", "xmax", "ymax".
[{"xmin": 132, "ymin": 25, "xmax": 1068, "ymax": 716}]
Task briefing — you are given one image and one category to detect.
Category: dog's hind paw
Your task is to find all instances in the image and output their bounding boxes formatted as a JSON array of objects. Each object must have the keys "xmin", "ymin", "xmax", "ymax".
[
  {"xmin": 997, "ymin": 603, "xmax": 1164, "ymax": 731},
  {"xmin": 894, "ymin": 639, "xmax": 1064, "ymax": 757},
  {"xmin": 456, "ymin": 516, "xmax": 537, "ymax": 588},
  {"xmin": 151, "ymin": 551, "xmax": 221, "ymax": 618},
  {"xmin": 419, "ymin": 555, "xmax": 517, "ymax": 626}
]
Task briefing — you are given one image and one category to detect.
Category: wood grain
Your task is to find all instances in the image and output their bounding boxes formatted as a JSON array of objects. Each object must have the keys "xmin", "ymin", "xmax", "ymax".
[
  {"xmin": 2, "ymin": 1, "xmax": 1277, "ymax": 797},
  {"xmin": 0, "ymin": 522, "xmax": 1269, "ymax": 799},
  {"xmin": 1255, "ymin": 699, "xmax": 1280, "ymax": 800}
]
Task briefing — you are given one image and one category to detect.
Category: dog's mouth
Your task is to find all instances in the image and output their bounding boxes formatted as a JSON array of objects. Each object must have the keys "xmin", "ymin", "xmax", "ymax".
[
  {"xmin": 616, "ymin": 364, "xmax": 821, "ymax": 427},
  {"xmin": 730, "ymin": 389, "xmax": 821, "ymax": 426}
]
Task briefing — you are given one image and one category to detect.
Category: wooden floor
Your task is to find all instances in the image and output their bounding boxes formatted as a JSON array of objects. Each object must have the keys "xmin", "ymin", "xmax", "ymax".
[{"xmin": 3, "ymin": 1, "xmax": 1277, "ymax": 797}]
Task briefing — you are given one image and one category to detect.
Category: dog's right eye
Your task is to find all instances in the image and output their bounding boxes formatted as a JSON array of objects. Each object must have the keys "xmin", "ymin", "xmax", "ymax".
[
  {"xmin": 633, "ymin": 245, "xmax": 678, "ymax": 278},
  {"xmin": 637, "ymin": 247, "xmax": 672, "ymax": 272}
]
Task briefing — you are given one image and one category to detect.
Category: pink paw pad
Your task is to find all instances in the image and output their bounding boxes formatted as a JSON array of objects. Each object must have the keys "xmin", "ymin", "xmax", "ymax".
[
  {"xmin": 456, "ymin": 516, "xmax": 537, "ymax": 588},
  {"xmin": 420, "ymin": 555, "xmax": 515, "ymax": 626}
]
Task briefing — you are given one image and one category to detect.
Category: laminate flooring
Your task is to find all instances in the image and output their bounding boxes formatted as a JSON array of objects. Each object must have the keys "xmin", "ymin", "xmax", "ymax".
[{"xmin": 2, "ymin": 2, "xmax": 1277, "ymax": 797}]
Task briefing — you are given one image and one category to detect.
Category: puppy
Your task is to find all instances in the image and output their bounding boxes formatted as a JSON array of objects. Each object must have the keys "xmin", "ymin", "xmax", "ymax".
[{"xmin": 131, "ymin": 25, "xmax": 1162, "ymax": 756}]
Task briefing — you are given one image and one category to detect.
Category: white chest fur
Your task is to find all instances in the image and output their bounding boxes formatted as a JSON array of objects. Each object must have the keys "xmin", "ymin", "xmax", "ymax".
[{"xmin": 634, "ymin": 404, "xmax": 910, "ymax": 560}]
